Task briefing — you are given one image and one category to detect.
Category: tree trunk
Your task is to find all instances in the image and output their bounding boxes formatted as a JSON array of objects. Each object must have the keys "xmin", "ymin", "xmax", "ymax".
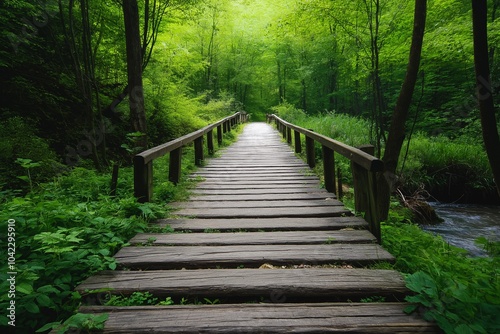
[
  {"xmin": 123, "ymin": 0, "xmax": 148, "ymax": 149},
  {"xmin": 378, "ymin": 0, "xmax": 427, "ymax": 221},
  {"xmin": 471, "ymin": 0, "xmax": 500, "ymax": 198}
]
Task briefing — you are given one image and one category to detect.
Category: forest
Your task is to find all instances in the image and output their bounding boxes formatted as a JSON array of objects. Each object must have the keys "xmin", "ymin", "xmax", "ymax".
[
  {"xmin": 0, "ymin": 0, "xmax": 499, "ymax": 333},
  {"xmin": 1, "ymin": 0, "xmax": 499, "ymax": 200}
]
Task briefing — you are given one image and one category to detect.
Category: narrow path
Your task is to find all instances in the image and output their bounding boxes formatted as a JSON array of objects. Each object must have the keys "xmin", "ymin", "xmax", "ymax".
[{"xmin": 77, "ymin": 123, "xmax": 438, "ymax": 333}]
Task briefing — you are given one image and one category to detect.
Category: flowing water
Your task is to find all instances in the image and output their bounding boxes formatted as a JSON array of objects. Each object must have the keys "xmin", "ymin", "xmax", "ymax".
[{"xmin": 423, "ymin": 203, "xmax": 500, "ymax": 256}]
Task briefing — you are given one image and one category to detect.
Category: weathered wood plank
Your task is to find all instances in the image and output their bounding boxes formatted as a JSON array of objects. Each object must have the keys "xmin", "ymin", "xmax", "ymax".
[
  {"xmin": 129, "ymin": 230, "xmax": 376, "ymax": 246},
  {"xmin": 197, "ymin": 167, "xmax": 310, "ymax": 172},
  {"xmin": 155, "ymin": 217, "xmax": 368, "ymax": 231},
  {"xmin": 188, "ymin": 193, "xmax": 336, "ymax": 201},
  {"xmin": 194, "ymin": 179, "xmax": 320, "ymax": 185},
  {"xmin": 77, "ymin": 269, "xmax": 407, "ymax": 299},
  {"xmin": 202, "ymin": 165, "xmax": 310, "ymax": 170},
  {"xmin": 170, "ymin": 199, "xmax": 344, "ymax": 209},
  {"xmin": 174, "ymin": 206, "xmax": 351, "ymax": 218},
  {"xmin": 193, "ymin": 183, "xmax": 321, "ymax": 190},
  {"xmin": 78, "ymin": 303, "xmax": 439, "ymax": 333},
  {"xmin": 191, "ymin": 188, "xmax": 333, "ymax": 195},
  {"xmin": 114, "ymin": 244, "xmax": 394, "ymax": 269},
  {"xmin": 192, "ymin": 175, "xmax": 319, "ymax": 180}
]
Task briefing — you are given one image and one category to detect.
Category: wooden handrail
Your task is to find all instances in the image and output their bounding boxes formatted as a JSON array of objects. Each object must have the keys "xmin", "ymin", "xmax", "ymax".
[
  {"xmin": 134, "ymin": 112, "xmax": 247, "ymax": 202},
  {"xmin": 267, "ymin": 114, "xmax": 384, "ymax": 243}
]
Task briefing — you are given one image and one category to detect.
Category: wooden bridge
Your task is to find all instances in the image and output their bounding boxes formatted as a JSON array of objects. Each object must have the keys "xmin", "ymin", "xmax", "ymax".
[{"xmin": 75, "ymin": 115, "xmax": 439, "ymax": 333}]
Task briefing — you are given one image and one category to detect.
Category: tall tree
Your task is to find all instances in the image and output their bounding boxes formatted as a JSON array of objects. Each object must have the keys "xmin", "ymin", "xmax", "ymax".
[
  {"xmin": 123, "ymin": 0, "xmax": 148, "ymax": 148},
  {"xmin": 471, "ymin": 0, "xmax": 500, "ymax": 197},
  {"xmin": 379, "ymin": 0, "xmax": 427, "ymax": 220}
]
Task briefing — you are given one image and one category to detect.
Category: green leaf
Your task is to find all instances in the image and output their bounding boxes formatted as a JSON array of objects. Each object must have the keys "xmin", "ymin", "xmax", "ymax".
[
  {"xmin": 404, "ymin": 304, "xmax": 419, "ymax": 314},
  {"xmin": 17, "ymin": 282, "xmax": 34, "ymax": 294},
  {"xmin": 35, "ymin": 321, "xmax": 61, "ymax": 333},
  {"xmin": 99, "ymin": 248, "xmax": 110, "ymax": 256},
  {"xmin": 36, "ymin": 294, "xmax": 52, "ymax": 307},
  {"xmin": 24, "ymin": 301, "xmax": 40, "ymax": 314},
  {"xmin": 406, "ymin": 271, "xmax": 438, "ymax": 297},
  {"xmin": 37, "ymin": 285, "xmax": 60, "ymax": 294},
  {"xmin": 454, "ymin": 324, "xmax": 474, "ymax": 334}
]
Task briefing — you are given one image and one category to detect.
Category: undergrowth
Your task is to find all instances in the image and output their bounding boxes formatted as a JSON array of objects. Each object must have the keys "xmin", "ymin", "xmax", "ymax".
[
  {"xmin": 382, "ymin": 209, "xmax": 500, "ymax": 334},
  {"xmin": 0, "ymin": 167, "xmax": 164, "ymax": 332},
  {"xmin": 272, "ymin": 104, "xmax": 497, "ymax": 202}
]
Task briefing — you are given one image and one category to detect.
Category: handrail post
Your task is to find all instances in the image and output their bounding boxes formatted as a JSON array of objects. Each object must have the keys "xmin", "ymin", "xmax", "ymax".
[
  {"xmin": 366, "ymin": 170, "xmax": 381, "ymax": 243},
  {"xmin": 286, "ymin": 127, "xmax": 292, "ymax": 144},
  {"xmin": 169, "ymin": 147, "xmax": 182, "ymax": 185},
  {"xmin": 134, "ymin": 155, "xmax": 152, "ymax": 203},
  {"xmin": 194, "ymin": 137, "xmax": 204, "ymax": 166},
  {"xmin": 351, "ymin": 144, "xmax": 381, "ymax": 243},
  {"xmin": 322, "ymin": 145, "xmax": 336, "ymax": 193},
  {"xmin": 305, "ymin": 135, "xmax": 315, "ymax": 168},
  {"xmin": 337, "ymin": 167, "xmax": 343, "ymax": 199},
  {"xmin": 217, "ymin": 125, "xmax": 223, "ymax": 145},
  {"xmin": 294, "ymin": 130, "xmax": 301, "ymax": 153},
  {"xmin": 207, "ymin": 129, "xmax": 214, "ymax": 155}
]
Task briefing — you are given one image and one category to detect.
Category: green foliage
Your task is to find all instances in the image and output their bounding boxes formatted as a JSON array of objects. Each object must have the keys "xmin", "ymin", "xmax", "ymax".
[
  {"xmin": 36, "ymin": 313, "xmax": 109, "ymax": 334},
  {"xmin": 0, "ymin": 117, "xmax": 61, "ymax": 193},
  {"xmin": 475, "ymin": 237, "xmax": 500, "ymax": 257},
  {"xmin": 381, "ymin": 212, "xmax": 500, "ymax": 334},
  {"xmin": 0, "ymin": 166, "xmax": 164, "ymax": 332},
  {"xmin": 105, "ymin": 292, "xmax": 159, "ymax": 306},
  {"xmin": 399, "ymin": 133, "xmax": 494, "ymax": 197},
  {"xmin": 276, "ymin": 108, "xmax": 495, "ymax": 201},
  {"xmin": 360, "ymin": 296, "xmax": 386, "ymax": 303}
]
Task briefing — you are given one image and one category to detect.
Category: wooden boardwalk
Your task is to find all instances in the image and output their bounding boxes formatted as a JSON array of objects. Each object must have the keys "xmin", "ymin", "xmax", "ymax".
[{"xmin": 77, "ymin": 123, "xmax": 439, "ymax": 333}]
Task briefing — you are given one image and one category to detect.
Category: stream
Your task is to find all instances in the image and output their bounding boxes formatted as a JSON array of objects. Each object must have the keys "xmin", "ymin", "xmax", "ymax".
[{"xmin": 424, "ymin": 203, "xmax": 500, "ymax": 256}]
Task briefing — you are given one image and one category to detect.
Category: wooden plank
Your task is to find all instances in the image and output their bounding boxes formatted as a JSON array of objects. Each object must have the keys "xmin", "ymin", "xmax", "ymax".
[
  {"xmin": 155, "ymin": 217, "xmax": 368, "ymax": 231},
  {"xmin": 129, "ymin": 230, "xmax": 376, "ymax": 246},
  {"xmin": 193, "ymin": 183, "xmax": 322, "ymax": 190},
  {"xmin": 192, "ymin": 174, "xmax": 318, "ymax": 180},
  {"xmin": 195, "ymin": 167, "xmax": 311, "ymax": 173},
  {"xmin": 205, "ymin": 162, "xmax": 308, "ymax": 167},
  {"xmin": 173, "ymin": 206, "xmax": 351, "ymax": 218},
  {"xmin": 77, "ymin": 269, "xmax": 407, "ymax": 299},
  {"xmin": 191, "ymin": 188, "xmax": 332, "ymax": 195},
  {"xmin": 170, "ymin": 199, "xmax": 344, "ymax": 209},
  {"xmin": 78, "ymin": 303, "xmax": 439, "ymax": 333},
  {"xmin": 188, "ymin": 193, "xmax": 336, "ymax": 201},
  {"xmin": 194, "ymin": 180, "xmax": 320, "ymax": 185},
  {"xmin": 193, "ymin": 171, "xmax": 315, "ymax": 176},
  {"xmin": 114, "ymin": 244, "xmax": 395, "ymax": 269}
]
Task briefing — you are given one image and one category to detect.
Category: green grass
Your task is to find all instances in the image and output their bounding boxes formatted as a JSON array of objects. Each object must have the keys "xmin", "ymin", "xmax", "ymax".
[{"xmin": 273, "ymin": 104, "xmax": 495, "ymax": 199}]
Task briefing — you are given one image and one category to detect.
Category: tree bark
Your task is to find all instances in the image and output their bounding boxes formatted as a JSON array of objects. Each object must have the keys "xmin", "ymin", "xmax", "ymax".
[
  {"xmin": 378, "ymin": 0, "xmax": 427, "ymax": 220},
  {"xmin": 123, "ymin": 0, "xmax": 148, "ymax": 148},
  {"xmin": 471, "ymin": 0, "xmax": 500, "ymax": 198}
]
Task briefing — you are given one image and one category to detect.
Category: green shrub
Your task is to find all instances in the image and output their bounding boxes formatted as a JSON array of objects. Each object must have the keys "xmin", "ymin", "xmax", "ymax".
[
  {"xmin": 274, "ymin": 106, "xmax": 495, "ymax": 200},
  {"xmin": 0, "ymin": 166, "xmax": 164, "ymax": 332},
  {"xmin": 381, "ymin": 212, "xmax": 500, "ymax": 334}
]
